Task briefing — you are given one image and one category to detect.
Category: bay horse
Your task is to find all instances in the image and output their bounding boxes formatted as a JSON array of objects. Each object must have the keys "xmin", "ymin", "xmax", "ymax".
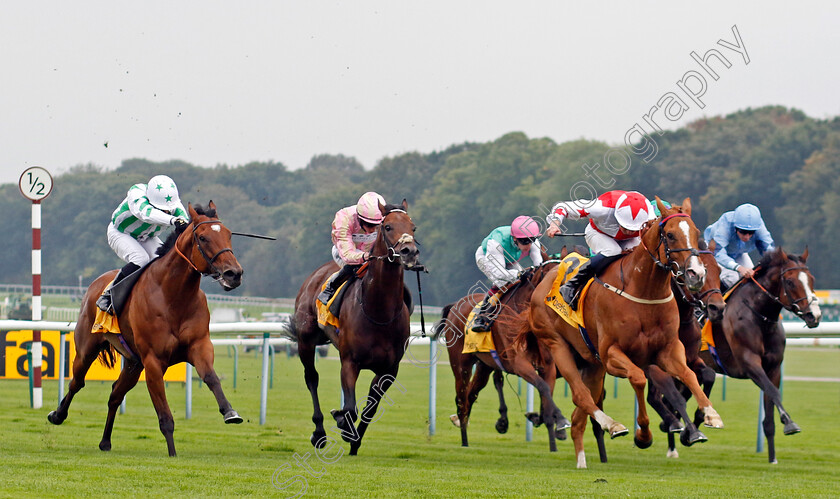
[
  {"xmin": 645, "ymin": 239, "xmax": 725, "ymax": 455},
  {"xmin": 439, "ymin": 256, "xmax": 571, "ymax": 452},
  {"xmin": 288, "ymin": 200, "xmax": 420, "ymax": 455},
  {"xmin": 48, "ymin": 202, "xmax": 244, "ymax": 456},
  {"xmin": 515, "ymin": 198, "xmax": 725, "ymax": 468},
  {"xmin": 699, "ymin": 247, "xmax": 821, "ymax": 463}
]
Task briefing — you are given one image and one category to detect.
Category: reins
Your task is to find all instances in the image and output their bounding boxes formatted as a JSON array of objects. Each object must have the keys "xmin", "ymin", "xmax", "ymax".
[
  {"xmin": 742, "ymin": 263, "xmax": 814, "ymax": 320},
  {"xmin": 173, "ymin": 219, "xmax": 235, "ymax": 280}
]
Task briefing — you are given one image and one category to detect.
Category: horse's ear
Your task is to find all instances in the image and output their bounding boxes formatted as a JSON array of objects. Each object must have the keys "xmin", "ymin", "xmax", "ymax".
[
  {"xmin": 681, "ymin": 197, "xmax": 692, "ymax": 216},
  {"xmin": 401, "ymin": 199, "xmax": 408, "ymax": 212},
  {"xmin": 378, "ymin": 201, "xmax": 386, "ymax": 216},
  {"xmin": 801, "ymin": 246, "xmax": 809, "ymax": 262},
  {"xmin": 188, "ymin": 203, "xmax": 197, "ymax": 220},
  {"xmin": 655, "ymin": 196, "xmax": 669, "ymax": 216},
  {"xmin": 707, "ymin": 239, "xmax": 716, "ymax": 252},
  {"xmin": 560, "ymin": 245, "xmax": 568, "ymax": 258},
  {"xmin": 209, "ymin": 200, "xmax": 217, "ymax": 211}
]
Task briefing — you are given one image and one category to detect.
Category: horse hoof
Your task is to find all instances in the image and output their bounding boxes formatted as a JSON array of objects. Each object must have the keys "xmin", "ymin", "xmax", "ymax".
[
  {"xmin": 555, "ymin": 417, "xmax": 571, "ymax": 430},
  {"xmin": 495, "ymin": 417, "xmax": 509, "ymax": 434},
  {"xmin": 784, "ymin": 422, "xmax": 802, "ymax": 435},
  {"xmin": 557, "ymin": 428, "xmax": 567, "ymax": 441},
  {"xmin": 666, "ymin": 448, "xmax": 679, "ymax": 459},
  {"xmin": 609, "ymin": 424, "xmax": 629, "ymax": 439},
  {"xmin": 47, "ymin": 411, "xmax": 64, "ymax": 425},
  {"xmin": 449, "ymin": 414, "xmax": 461, "ymax": 428},
  {"xmin": 524, "ymin": 412, "xmax": 542, "ymax": 427},
  {"xmin": 99, "ymin": 441, "xmax": 111, "ymax": 452},
  {"xmin": 702, "ymin": 409, "xmax": 724, "ymax": 429},
  {"xmin": 660, "ymin": 420, "xmax": 684, "ymax": 433},
  {"xmin": 223, "ymin": 410, "xmax": 244, "ymax": 424},
  {"xmin": 634, "ymin": 434, "xmax": 653, "ymax": 449},
  {"xmin": 311, "ymin": 432, "xmax": 327, "ymax": 448},
  {"xmin": 680, "ymin": 428, "xmax": 708, "ymax": 447}
]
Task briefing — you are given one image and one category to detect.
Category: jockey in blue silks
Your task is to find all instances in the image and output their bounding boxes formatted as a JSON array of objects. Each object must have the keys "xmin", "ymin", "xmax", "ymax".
[{"xmin": 703, "ymin": 203, "xmax": 775, "ymax": 289}]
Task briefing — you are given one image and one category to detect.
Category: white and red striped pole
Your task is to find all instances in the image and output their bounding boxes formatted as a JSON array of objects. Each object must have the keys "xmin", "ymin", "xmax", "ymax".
[
  {"xmin": 31, "ymin": 200, "xmax": 43, "ymax": 408},
  {"xmin": 19, "ymin": 166, "xmax": 53, "ymax": 410}
]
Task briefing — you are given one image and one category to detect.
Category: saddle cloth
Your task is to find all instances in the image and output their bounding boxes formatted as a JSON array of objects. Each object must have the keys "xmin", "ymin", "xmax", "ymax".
[
  {"xmin": 316, "ymin": 274, "xmax": 351, "ymax": 329},
  {"xmin": 544, "ymin": 252, "xmax": 595, "ymax": 330},
  {"xmin": 92, "ymin": 279, "xmax": 122, "ymax": 335},
  {"xmin": 462, "ymin": 294, "xmax": 501, "ymax": 354}
]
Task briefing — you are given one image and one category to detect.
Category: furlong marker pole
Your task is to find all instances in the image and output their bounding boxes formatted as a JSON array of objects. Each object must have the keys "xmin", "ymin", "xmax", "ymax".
[{"xmin": 31, "ymin": 201, "xmax": 43, "ymax": 409}]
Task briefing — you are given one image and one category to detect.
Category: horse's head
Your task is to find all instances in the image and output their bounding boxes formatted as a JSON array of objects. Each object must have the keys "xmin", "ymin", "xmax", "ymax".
[
  {"xmin": 373, "ymin": 199, "xmax": 420, "ymax": 269},
  {"xmin": 757, "ymin": 247, "xmax": 821, "ymax": 328},
  {"xmin": 649, "ymin": 197, "xmax": 706, "ymax": 292},
  {"xmin": 183, "ymin": 201, "xmax": 244, "ymax": 291},
  {"xmin": 694, "ymin": 239, "xmax": 725, "ymax": 322}
]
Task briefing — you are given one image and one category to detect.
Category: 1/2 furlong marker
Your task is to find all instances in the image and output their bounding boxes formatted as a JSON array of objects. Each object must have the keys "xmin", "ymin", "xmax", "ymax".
[{"xmin": 18, "ymin": 166, "xmax": 54, "ymax": 409}]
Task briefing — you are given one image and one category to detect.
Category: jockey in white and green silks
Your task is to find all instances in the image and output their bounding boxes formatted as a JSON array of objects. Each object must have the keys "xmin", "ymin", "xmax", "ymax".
[{"xmin": 97, "ymin": 175, "xmax": 188, "ymax": 313}]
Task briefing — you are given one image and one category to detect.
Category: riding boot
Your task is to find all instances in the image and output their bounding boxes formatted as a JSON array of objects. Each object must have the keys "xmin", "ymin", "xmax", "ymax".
[
  {"xmin": 471, "ymin": 288, "xmax": 499, "ymax": 332},
  {"xmin": 559, "ymin": 253, "xmax": 620, "ymax": 311},
  {"xmin": 318, "ymin": 264, "xmax": 358, "ymax": 305},
  {"xmin": 96, "ymin": 262, "xmax": 141, "ymax": 314}
]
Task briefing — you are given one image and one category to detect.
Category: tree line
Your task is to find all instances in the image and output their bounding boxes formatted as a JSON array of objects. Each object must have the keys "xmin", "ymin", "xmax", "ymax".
[{"xmin": 1, "ymin": 105, "xmax": 837, "ymax": 306}]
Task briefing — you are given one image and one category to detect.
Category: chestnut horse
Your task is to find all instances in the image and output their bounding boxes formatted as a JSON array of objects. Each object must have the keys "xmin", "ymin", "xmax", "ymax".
[
  {"xmin": 48, "ymin": 202, "xmax": 244, "ymax": 456},
  {"xmin": 439, "ymin": 257, "xmax": 571, "ymax": 452},
  {"xmin": 699, "ymin": 247, "xmax": 820, "ymax": 463},
  {"xmin": 515, "ymin": 198, "xmax": 724, "ymax": 468},
  {"xmin": 645, "ymin": 239, "xmax": 725, "ymax": 455},
  {"xmin": 288, "ymin": 200, "xmax": 420, "ymax": 455}
]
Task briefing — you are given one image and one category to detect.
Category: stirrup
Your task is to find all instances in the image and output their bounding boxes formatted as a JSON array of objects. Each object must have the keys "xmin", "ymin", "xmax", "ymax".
[
  {"xmin": 471, "ymin": 315, "xmax": 493, "ymax": 332},
  {"xmin": 96, "ymin": 293, "xmax": 113, "ymax": 314},
  {"xmin": 317, "ymin": 288, "xmax": 333, "ymax": 305}
]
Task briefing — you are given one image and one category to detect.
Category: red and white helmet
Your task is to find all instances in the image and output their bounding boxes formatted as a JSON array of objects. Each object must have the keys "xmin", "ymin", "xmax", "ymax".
[
  {"xmin": 356, "ymin": 192, "xmax": 386, "ymax": 224},
  {"xmin": 511, "ymin": 216, "xmax": 541, "ymax": 239},
  {"xmin": 146, "ymin": 175, "xmax": 181, "ymax": 212},
  {"xmin": 614, "ymin": 191, "xmax": 653, "ymax": 231}
]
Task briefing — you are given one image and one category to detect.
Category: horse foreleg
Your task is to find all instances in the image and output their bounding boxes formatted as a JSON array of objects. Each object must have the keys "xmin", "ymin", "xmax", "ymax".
[
  {"xmin": 604, "ymin": 345, "xmax": 652, "ymax": 449},
  {"xmin": 143, "ymin": 358, "xmax": 176, "ymax": 457},
  {"xmin": 188, "ymin": 339, "xmax": 242, "ymax": 423},
  {"xmin": 298, "ymin": 341, "xmax": 327, "ymax": 448},
  {"xmin": 657, "ymin": 341, "xmax": 724, "ymax": 429},
  {"xmin": 457, "ymin": 361, "xmax": 493, "ymax": 446},
  {"xmin": 333, "ymin": 359, "xmax": 360, "ymax": 447},
  {"xmin": 646, "ymin": 366, "xmax": 684, "ymax": 435},
  {"xmin": 48, "ymin": 337, "xmax": 106, "ymax": 425},
  {"xmin": 99, "ymin": 360, "xmax": 143, "ymax": 451},
  {"xmin": 351, "ymin": 369, "xmax": 402, "ymax": 456},
  {"xmin": 491, "ymin": 369, "xmax": 509, "ymax": 434},
  {"xmin": 762, "ymin": 363, "xmax": 797, "ymax": 464}
]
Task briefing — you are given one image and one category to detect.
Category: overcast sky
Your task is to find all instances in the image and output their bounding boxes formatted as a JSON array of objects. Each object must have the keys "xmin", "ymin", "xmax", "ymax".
[{"xmin": 1, "ymin": 1, "xmax": 838, "ymax": 187}]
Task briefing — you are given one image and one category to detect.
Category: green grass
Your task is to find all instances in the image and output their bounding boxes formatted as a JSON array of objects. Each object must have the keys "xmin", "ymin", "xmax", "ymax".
[{"xmin": 1, "ymin": 346, "xmax": 839, "ymax": 497}]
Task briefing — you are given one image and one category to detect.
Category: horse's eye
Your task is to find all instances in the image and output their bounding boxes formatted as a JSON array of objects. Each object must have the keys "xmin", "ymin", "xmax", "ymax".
[
  {"xmin": 384, "ymin": 225, "xmax": 392, "ymax": 232},
  {"xmin": 199, "ymin": 235, "xmax": 207, "ymax": 243},
  {"xmin": 667, "ymin": 232, "xmax": 676, "ymax": 241}
]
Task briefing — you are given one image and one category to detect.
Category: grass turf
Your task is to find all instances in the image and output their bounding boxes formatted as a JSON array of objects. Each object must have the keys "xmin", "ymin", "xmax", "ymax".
[{"xmin": 1, "ymin": 345, "xmax": 838, "ymax": 498}]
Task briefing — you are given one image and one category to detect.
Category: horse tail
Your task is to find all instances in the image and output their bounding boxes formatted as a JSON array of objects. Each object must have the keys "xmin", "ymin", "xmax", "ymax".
[
  {"xmin": 440, "ymin": 303, "xmax": 454, "ymax": 320},
  {"xmin": 432, "ymin": 303, "xmax": 455, "ymax": 338},
  {"xmin": 281, "ymin": 318, "xmax": 299, "ymax": 342},
  {"xmin": 509, "ymin": 309, "xmax": 548, "ymax": 367},
  {"xmin": 98, "ymin": 343, "xmax": 117, "ymax": 369}
]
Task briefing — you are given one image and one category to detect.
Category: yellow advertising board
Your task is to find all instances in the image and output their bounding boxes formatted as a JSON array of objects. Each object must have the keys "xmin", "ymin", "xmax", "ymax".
[{"xmin": 0, "ymin": 330, "xmax": 185, "ymax": 382}]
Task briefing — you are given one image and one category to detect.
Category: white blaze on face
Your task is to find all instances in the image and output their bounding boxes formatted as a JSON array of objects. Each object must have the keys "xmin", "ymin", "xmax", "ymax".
[
  {"xmin": 679, "ymin": 220, "xmax": 705, "ymax": 279},
  {"xmin": 211, "ymin": 224, "xmax": 221, "ymax": 232},
  {"xmin": 397, "ymin": 234, "xmax": 414, "ymax": 244},
  {"xmin": 798, "ymin": 271, "xmax": 822, "ymax": 319}
]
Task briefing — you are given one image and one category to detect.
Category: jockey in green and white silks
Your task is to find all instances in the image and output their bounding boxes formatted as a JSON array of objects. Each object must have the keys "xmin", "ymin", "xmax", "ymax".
[{"xmin": 97, "ymin": 175, "xmax": 188, "ymax": 313}]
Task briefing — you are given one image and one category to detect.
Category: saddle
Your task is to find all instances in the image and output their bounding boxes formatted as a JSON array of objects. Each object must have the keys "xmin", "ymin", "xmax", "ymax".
[{"xmin": 109, "ymin": 266, "xmax": 147, "ymax": 316}]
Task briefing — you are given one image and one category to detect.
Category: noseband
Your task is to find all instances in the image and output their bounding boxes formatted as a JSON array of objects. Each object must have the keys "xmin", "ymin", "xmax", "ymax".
[
  {"xmin": 748, "ymin": 263, "xmax": 815, "ymax": 319},
  {"xmin": 366, "ymin": 209, "xmax": 417, "ymax": 265},
  {"xmin": 174, "ymin": 219, "xmax": 235, "ymax": 279}
]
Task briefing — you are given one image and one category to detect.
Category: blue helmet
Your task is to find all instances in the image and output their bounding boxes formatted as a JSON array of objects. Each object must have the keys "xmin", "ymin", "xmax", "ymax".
[{"xmin": 733, "ymin": 203, "xmax": 762, "ymax": 231}]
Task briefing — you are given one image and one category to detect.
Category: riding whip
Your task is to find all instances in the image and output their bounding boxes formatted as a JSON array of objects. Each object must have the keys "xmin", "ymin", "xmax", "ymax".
[{"xmin": 231, "ymin": 231, "xmax": 277, "ymax": 240}]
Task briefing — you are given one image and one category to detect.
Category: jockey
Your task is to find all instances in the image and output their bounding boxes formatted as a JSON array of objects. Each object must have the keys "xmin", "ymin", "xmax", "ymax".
[
  {"xmin": 471, "ymin": 216, "xmax": 544, "ymax": 332},
  {"xmin": 317, "ymin": 191, "xmax": 386, "ymax": 305},
  {"xmin": 97, "ymin": 175, "xmax": 188, "ymax": 313},
  {"xmin": 546, "ymin": 190, "xmax": 654, "ymax": 310},
  {"xmin": 704, "ymin": 203, "xmax": 775, "ymax": 289}
]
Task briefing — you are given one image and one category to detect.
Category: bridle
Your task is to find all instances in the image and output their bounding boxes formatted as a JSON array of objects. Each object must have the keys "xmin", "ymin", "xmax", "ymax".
[
  {"xmin": 174, "ymin": 219, "xmax": 235, "ymax": 280},
  {"xmin": 365, "ymin": 209, "xmax": 417, "ymax": 266},
  {"xmin": 642, "ymin": 213, "xmax": 704, "ymax": 281},
  {"xmin": 746, "ymin": 262, "xmax": 815, "ymax": 319}
]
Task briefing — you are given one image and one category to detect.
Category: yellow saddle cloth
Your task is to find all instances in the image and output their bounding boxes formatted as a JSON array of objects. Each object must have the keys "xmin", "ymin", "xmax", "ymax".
[
  {"xmin": 545, "ymin": 252, "xmax": 595, "ymax": 330},
  {"xmin": 700, "ymin": 281, "xmax": 743, "ymax": 352},
  {"xmin": 316, "ymin": 274, "xmax": 350, "ymax": 329},
  {"xmin": 91, "ymin": 280, "xmax": 121, "ymax": 335},
  {"xmin": 462, "ymin": 293, "xmax": 502, "ymax": 354}
]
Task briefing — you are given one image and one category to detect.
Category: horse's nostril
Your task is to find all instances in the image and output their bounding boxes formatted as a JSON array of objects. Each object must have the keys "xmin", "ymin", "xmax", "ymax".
[{"xmin": 400, "ymin": 247, "xmax": 411, "ymax": 255}]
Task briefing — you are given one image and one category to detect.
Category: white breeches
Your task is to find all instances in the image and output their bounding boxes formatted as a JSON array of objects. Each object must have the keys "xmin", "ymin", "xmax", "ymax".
[
  {"xmin": 475, "ymin": 247, "xmax": 521, "ymax": 288},
  {"xmin": 719, "ymin": 253, "xmax": 754, "ymax": 288},
  {"xmin": 107, "ymin": 224, "xmax": 163, "ymax": 266},
  {"xmin": 331, "ymin": 246, "xmax": 348, "ymax": 267},
  {"xmin": 584, "ymin": 223, "xmax": 640, "ymax": 257}
]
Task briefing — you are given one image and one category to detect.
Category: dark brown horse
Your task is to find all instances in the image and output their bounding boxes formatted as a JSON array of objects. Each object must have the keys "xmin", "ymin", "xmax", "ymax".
[
  {"xmin": 48, "ymin": 202, "xmax": 244, "ymax": 456},
  {"xmin": 439, "ymin": 256, "xmax": 570, "ymax": 452},
  {"xmin": 288, "ymin": 200, "xmax": 420, "ymax": 455},
  {"xmin": 699, "ymin": 247, "xmax": 820, "ymax": 463},
  {"xmin": 515, "ymin": 198, "xmax": 724, "ymax": 468},
  {"xmin": 645, "ymin": 239, "xmax": 725, "ymax": 455}
]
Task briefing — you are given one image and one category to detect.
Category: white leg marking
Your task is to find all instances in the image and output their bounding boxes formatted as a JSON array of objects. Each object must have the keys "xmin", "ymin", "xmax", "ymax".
[{"xmin": 577, "ymin": 451, "xmax": 587, "ymax": 469}]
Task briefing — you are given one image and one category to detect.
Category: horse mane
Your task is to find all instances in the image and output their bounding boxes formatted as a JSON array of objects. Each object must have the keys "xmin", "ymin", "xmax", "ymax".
[
  {"xmin": 155, "ymin": 203, "xmax": 216, "ymax": 257},
  {"xmin": 753, "ymin": 247, "xmax": 786, "ymax": 279}
]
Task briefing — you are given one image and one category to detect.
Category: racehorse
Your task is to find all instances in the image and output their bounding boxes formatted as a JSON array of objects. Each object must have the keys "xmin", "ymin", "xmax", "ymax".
[
  {"xmin": 439, "ymin": 255, "xmax": 571, "ymax": 452},
  {"xmin": 48, "ymin": 202, "xmax": 244, "ymax": 456},
  {"xmin": 699, "ymin": 247, "xmax": 821, "ymax": 463},
  {"xmin": 515, "ymin": 198, "xmax": 724, "ymax": 468},
  {"xmin": 288, "ymin": 200, "xmax": 420, "ymax": 455}
]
